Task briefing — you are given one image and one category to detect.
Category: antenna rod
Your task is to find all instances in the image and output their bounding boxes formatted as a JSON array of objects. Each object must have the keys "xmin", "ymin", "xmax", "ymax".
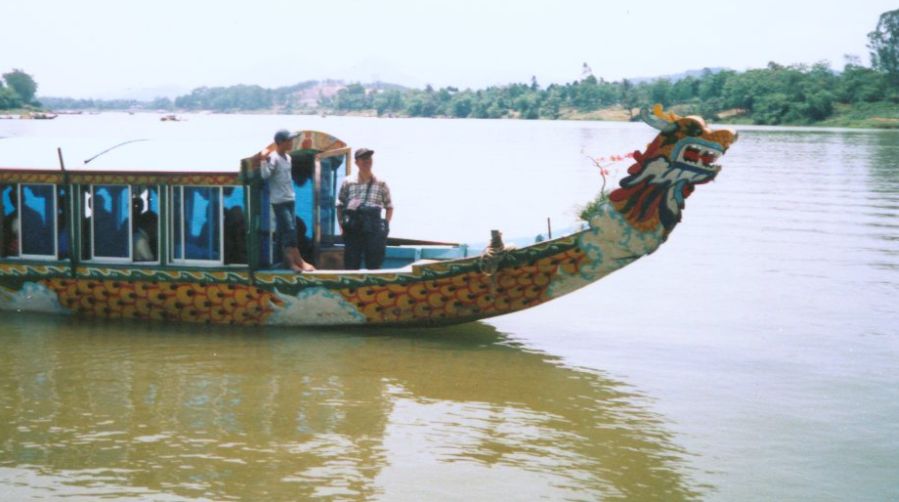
[{"xmin": 84, "ymin": 138, "xmax": 148, "ymax": 164}]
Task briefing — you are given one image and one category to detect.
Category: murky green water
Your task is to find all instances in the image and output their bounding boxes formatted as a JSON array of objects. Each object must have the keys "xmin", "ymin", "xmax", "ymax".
[
  {"xmin": 0, "ymin": 316, "xmax": 697, "ymax": 500},
  {"xmin": 1, "ymin": 115, "xmax": 898, "ymax": 500}
]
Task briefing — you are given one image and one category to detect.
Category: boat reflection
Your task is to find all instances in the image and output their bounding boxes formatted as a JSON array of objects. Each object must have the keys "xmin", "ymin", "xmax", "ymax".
[{"xmin": 0, "ymin": 316, "xmax": 703, "ymax": 500}]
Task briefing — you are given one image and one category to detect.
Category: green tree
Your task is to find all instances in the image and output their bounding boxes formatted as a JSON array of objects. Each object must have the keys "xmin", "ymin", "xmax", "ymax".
[
  {"xmin": 698, "ymin": 68, "xmax": 733, "ymax": 100},
  {"xmin": 450, "ymin": 95, "xmax": 473, "ymax": 118},
  {"xmin": 150, "ymin": 97, "xmax": 174, "ymax": 110},
  {"xmin": 334, "ymin": 83, "xmax": 369, "ymax": 111},
  {"xmin": 868, "ymin": 9, "xmax": 899, "ymax": 83},
  {"xmin": 721, "ymin": 71, "xmax": 757, "ymax": 109},
  {"xmin": 404, "ymin": 91, "xmax": 438, "ymax": 117},
  {"xmin": 620, "ymin": 79, "xmax": 638, "ymax": 118},
  {"xmin": 838, "ymin": 59, "xmax": 888, "ymax": 102},
  {"xmin": 539, "ymin": 99, "xmax": 560, "ymax": 119},
  {"xmin": 805, "ymin": 90, "xmax": 834, "ymax": 120},
  {"xmin": 669, "ymin": 76, "xmax": 699, "ymax": 102},
  {"xmin": 372, "ymin": 89, "xmax": 404, "ymax": 116},
  {"xmin": 752, "ymin": 93, "xmax": 791, "ymax": 124},
  {"xmin": 648, "ymin": 79, "xmax": 672, "ymax": 106},
  {"xmin": 0, "ymin": 86, "xmax": 23, "ymax": 109},
  {"xmin": 2, "ymin": 69, "xmax": 37, "ymax": 104}
]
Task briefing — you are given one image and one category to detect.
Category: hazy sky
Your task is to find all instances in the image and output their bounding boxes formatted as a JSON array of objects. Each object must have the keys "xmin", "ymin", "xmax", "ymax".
[{"xmin": 1, "ymin": 0, "xmax": 895, "ymax": 99}]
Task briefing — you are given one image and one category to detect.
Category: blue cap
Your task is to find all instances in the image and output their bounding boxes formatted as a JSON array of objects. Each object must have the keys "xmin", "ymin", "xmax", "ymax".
[{"xmin": 274, "ymin": 130, "xmax": 292, "ymax": 144}]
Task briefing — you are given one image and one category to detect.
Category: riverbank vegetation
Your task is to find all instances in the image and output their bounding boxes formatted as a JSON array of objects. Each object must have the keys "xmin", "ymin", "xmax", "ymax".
[
  {"xmin": 34, "ymin": 61, "xmax": 899, "ymax": 129},
  {"xmin": 18, "ymin": 9, "xmax": 899, "ymax": 129},
  {"xmin": 320, "ymin": 61, "xmax": 898, "ymax": 127}
]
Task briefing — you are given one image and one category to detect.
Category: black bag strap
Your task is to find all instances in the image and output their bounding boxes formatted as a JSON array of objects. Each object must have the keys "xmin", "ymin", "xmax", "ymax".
[{"xmin": 360, "ymin": 179, "xmax": 374, "ymax": 207}]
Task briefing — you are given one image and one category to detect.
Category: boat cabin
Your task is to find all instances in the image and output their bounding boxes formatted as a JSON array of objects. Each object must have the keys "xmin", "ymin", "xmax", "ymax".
[{"xmin": 0, "ymin": 132, "xmax": 466, "ymax": 273}]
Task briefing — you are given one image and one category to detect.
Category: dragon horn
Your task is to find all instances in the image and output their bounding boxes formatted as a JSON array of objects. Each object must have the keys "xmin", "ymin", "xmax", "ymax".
[{"xmin": 640, "ymin": 104, "xmax": 677, "ymax": 133}]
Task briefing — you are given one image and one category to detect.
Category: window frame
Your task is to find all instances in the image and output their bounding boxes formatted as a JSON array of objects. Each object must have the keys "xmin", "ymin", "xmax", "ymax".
[
  {"xmin": 88, "ymin": 184, "xmax": 133, "ymax": 264},
  {"xmin": 131, "ymin": 185, "xmax": 161, "ymax": 265},
  {"xmin": 18, "ymin": 183, "xmax": 59, "ymax": 261},
  {"xmin": 222, "ymin": 185, "xmax": 249, "ymax": 266},
  {"xmin": 168, "ymin": 185, "xmax": 225, "ymax": 266},
  {"xmin": 315, "ymin": 149, "xmax": 349, "ymax": 247}
]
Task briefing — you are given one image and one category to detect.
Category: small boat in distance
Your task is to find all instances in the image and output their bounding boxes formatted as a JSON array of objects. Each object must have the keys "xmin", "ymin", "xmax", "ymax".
[
  {"xmin": 16, "ymin": 112, "xmax": 58, "ymax": 120},
  {"xmin": 160, "ymin": 114, "xmax": 181, "ymax": 122},
  {"xmin": 0, "ymin": 106, "xmax": 737, "ymax": 327}
]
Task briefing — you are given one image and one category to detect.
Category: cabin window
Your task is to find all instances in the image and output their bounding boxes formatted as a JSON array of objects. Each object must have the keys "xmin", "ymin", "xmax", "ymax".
[
  {"xmin": 223, "ymin": 186, "xmax": 247, "ymax": 265},
  {"xmin": 132, "ymin": 185, "xmax": 159, "ymax": 262},
  {"xmin": 79, "ymin": 186, "xmax": 91, "ymax": 260},
  {"xmin": 171, "ymin": 186, "xmax": 221, "ymax": 263},
  {"xmin": 318, "ymin": 154, "xmax": 346, "ymax": 245},
  {"xmin": 19, "ymin": 184, "xmax": 58, "ymax": 258},
  {"xmin": 91, "ymin": 185, "xmax": 131, "ymax": 260},
  {"xmin": 1, "ymin": 184, "xmax": 19, "ymax": 257}
]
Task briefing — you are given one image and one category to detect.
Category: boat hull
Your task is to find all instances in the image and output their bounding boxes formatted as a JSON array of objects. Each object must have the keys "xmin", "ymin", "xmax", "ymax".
[{"xmin": 0, "ymin": 206, "xmax": 664, "ymax": 327}]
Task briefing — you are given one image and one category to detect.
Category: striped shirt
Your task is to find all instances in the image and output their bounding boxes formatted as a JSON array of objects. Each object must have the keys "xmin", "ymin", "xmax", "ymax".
[{"xmin": 337, "ymin": 175, "xmax": 393, "ymax": 211}]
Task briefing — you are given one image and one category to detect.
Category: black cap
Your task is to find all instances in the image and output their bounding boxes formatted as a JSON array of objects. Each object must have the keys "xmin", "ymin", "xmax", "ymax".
[
  {"xmin": 354, "ymin": 148, "xmax": 374, "ymax": 159},
  {"xmin": 274, "ymin": 130, "xmax": 292, "ymax": 144}
]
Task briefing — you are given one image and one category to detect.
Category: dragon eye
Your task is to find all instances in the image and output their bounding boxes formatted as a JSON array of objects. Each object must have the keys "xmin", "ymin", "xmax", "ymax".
[{"xmin": 686, "ymin": 122, "xmax": 703, "ymax": 136}]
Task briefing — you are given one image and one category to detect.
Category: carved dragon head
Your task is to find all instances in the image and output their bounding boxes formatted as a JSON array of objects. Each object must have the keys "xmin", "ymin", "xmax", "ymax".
[{"xmin": 609, "ymin": 105, "xmax": 737, "ymax": 234}]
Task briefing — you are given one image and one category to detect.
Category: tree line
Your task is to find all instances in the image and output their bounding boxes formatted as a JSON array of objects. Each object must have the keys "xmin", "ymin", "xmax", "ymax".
[
  {"xmin": 36, "ymin": 58, "xmax": 898, "ymax": 126},
  {"xmin": 322, "ymin": 60, "xmax": 897, "ymax": 125}
]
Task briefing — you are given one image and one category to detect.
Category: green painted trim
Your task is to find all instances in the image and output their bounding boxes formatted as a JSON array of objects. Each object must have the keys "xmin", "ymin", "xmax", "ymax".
[
  {"xmin": 159, "ymin": 184, "xmax": 169, "ymax": 266},
  {"xmin": 64, "ymin": 183, "xmax": 78, "ymax": 277},
  {"xmin": 0, "ymin": 170, "xmax": 244, "ymax": 186}
]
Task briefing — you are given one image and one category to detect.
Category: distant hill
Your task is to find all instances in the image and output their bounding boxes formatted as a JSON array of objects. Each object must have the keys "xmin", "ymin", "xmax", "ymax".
[
  {"xmin": 626, "ymin": 67, "xmax": 730, "ymax": 84},
  {"xmin": 272, "ymin": 80, "xmax": 409, "ymax": 107},
  {"xmin": 39, "ymin": 79, "xmax": 412, "ymax": 111},
  {"xmin": 40, "ymin": 70, "xmax": 720, "ymax": 109},
  {"xmin": 102, "ymin": 84, "xmax": 191, "ymax": 101}
]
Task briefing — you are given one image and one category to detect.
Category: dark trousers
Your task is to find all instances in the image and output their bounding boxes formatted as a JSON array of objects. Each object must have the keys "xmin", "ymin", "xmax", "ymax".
[{"xmin": 344, "ymin": 228, "xmax": 386, "ymax": 270}]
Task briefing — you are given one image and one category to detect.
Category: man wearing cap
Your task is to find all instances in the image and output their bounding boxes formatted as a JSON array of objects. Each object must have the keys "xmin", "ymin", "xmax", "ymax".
[
  {"xmin": 253, "ymin": 130, "xmax": 315, "ymax": 273},
  {"xmin": 337, "ymin": 148, "xmax": 393, "ymax": 269}
]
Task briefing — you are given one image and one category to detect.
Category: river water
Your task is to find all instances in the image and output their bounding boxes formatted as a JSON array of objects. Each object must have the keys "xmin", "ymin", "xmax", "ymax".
[{"xmin": 1, "ymin": 114, "xmax": 897, "ymax": 501}]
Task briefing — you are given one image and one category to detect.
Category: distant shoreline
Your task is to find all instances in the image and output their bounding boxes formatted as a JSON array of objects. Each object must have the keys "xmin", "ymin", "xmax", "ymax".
[
  {"xmin": 174, "ymin": 105, "xmax": 899, "ymax": 129},
  {"xmin": 7, "ymin": 103, "xmax": 898, "ymax": 130}
]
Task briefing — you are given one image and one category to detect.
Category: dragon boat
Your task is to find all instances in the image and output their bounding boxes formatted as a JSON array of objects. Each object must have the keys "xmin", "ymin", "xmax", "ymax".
[{"xmin": 0, "ymin": 106, "xmax": 736, "ymax": 327}]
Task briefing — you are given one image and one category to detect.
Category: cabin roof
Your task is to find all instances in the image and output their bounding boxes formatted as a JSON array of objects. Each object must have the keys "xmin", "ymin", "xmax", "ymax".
[
  {"xmin": 0, "ymin": 136, "xmax": 260, "ymax": 173},
  {"xmin": 0, "ymin": 130, "xmax": 348, "ymax": 173}
]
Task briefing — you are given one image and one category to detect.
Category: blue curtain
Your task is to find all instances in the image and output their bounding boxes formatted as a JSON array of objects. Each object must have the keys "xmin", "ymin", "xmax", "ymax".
[
  {"xmin": 183, "ymin": 187, "xmax": 220, "ymax": 261},
  {"xmin": 20, "ymin": 185, "xmax": 55, "ymax": 256},
  {"xmin": 93, "ymin": 185, "xmax": 129, "ymax": 258},
  {"xmin": 223, "ymin": 187, "xmax": 246, "ymax": 264}
]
